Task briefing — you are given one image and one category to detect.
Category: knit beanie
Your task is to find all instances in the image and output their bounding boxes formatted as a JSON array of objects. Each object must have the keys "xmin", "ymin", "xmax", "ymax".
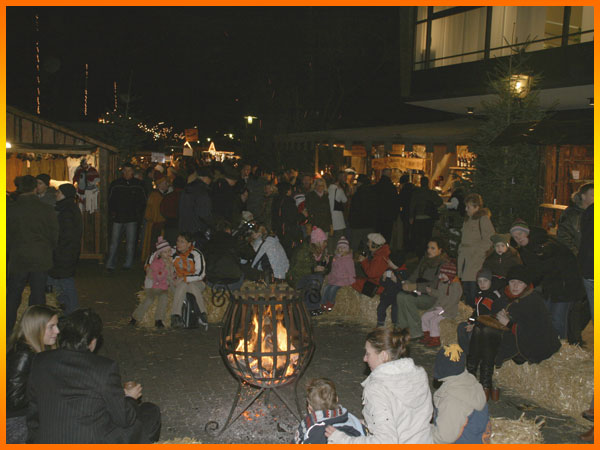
[
  {"xmin": 439, "ymin": 261, "xmax": 457, "ymax": 279},
  {"xmin": 367, "ymin": 233, "xmax": 386, "ymax": 246},
  {"xmin": 36, "ymin": 173, "xmax": 51, "ymax": 187},
  {"xmin": 294, "ymin": 193, "xmax": 306, "ymax": 207},
  {"xmin": 510, "ymin": 219, "xmax": 530, "ymax": 235},
  {"xmin": 433, "ymin": 344, "xmax": 466, "ymax": 380},
  {"xmin": 155, "ymin": 236, "xmax": 171, "ymax": 252},
  {"xmin": 507, "ymin": 264, "xmax": 532, "ymax": 285},
  {"xmin": 310, "ymin": 226, "xmax": 327, "ymax": 244},
  {"xmin": 336, "ymin": 236, "xmax": 350, "ymax": 251},
  {"xmin": 58, "ymin": 183, "xmax": 77, "ymax": 199},
  {"xmin": 491, "ymin": 233, "xmax": 511, "ymax": 246},
  {"xmin": 476, "ymin": 267, "xmax": 493, "ymax": 282}
]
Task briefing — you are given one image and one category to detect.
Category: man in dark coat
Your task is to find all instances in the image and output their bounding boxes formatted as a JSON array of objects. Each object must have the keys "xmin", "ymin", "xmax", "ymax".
[
  {"xmin": 27, "ymin": 308, "xmax": 161, "ymax": 444},
  {"xmin": 178, "ymin": 165, "xmax": 213, "ymax": 246},
  {"xmin": 211, "ymin": 164, "xmax": 239, "ymax": 223},
  {"xmin": 47, "ymin": 184, "xmax": 83, "ymax": 314},
  {"xmin": 6, "ymin": 175, "xmax": 58, "ymax": 337},
  {"xmin": 106, "ymin": 163, "xmax": 147, "ymax": 272},
  {"xmin": 409, "ymin": 176, "xmax": 443, "ymax": 258},
  {"xmin": 373, "ymin": 168, "xmax": 400, "ymax": 244},
  {"xmin": 348, "ymin": 174, "xmax": 377, "ymax": 252},
  {"xmin": 271, "ymin": 181, "xmax": 304, "ymax": 258}
]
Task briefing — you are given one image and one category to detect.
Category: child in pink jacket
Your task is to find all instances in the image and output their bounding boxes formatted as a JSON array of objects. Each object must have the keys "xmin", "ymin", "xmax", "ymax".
[{"xmin": 321, "ymin": 236, "xmax": 355, "ymax": 311}]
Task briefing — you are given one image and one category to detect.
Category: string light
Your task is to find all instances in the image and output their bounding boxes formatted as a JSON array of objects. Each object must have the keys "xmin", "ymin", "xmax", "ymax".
[
  {"xmin": 84, "ymin": 63, "xmax": 88, "ymax": 117},
  {"xmin": 114, "ymin": 81, "xmax": 118, "ymax": 111},
  {"xmin": 34, "ymin": 14, "xmax": 41, "ymax": 115}
]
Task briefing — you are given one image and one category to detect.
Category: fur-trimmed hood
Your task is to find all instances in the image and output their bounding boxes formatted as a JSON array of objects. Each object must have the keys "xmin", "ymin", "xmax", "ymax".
[{"xmin": 465, "ymin": 207, "xmax": 491, "ymax": 222}]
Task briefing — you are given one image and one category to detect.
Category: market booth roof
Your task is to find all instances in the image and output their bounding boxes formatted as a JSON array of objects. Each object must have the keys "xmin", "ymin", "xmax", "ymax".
[{"xmin": 491, "ymin": 116, "xmax": 593, "ymax": 146}]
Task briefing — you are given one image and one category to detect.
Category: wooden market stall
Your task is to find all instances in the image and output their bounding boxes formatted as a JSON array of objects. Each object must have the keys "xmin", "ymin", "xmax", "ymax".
[{"xmin": 6, "ymin": 105, "xmax": 120, "ymax": 261}]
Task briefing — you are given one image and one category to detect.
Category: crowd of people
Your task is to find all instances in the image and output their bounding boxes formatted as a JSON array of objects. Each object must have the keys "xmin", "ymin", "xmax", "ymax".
[{"xmin": 6, "ymin": 154, "xmax": 594, "ymax": 443}]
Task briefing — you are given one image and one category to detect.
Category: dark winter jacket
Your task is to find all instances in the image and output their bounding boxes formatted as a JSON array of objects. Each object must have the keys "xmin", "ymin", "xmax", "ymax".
[
  {"xmin": 374, "ymin": 175, "xmax": 400, "ymax": 221},
  {"xmin": 178, "ymin": 178, "xmax": 213, "ymax": 234},
  {"xmin": 7, "ymin": 340, "xmax": 35, "ymax": 418},
  {"xmin": 472, "ymin": 287, "xmax": 506, "ymax": 317},
  {"xmin": 7, "ymin": 194, "xmax": 58, "ymax": 273},
  {"xmin": 483, "ymin": 247, "xmax": 521, "ymax": 279},
  {"xmin": 496, "ymin": 286, "xmax": 561, "ymax": 366},
  {"xmin": 246, "ymin": 176, "xmax": 267, "ymax": 219},
  {"xmin": 348, "ymin": 183, "xmax": 377, "ymax": 229},
  {"xmin": 516, "ymin": 227, "xmax": 586, "ymax": 303},
  {"xmin": 293, "ymin": 406, "xmax": 365, "ymax": 444},
  {"xmin": 557, "ymin": 204, "xmax": 585, "ymax": 256},
  {"xmin": 578, "ymin": 204, "xmax": 593, "ymax": 279},
  {"xmin": 48, "ymin": 197, "xmax": 83, "ymax": 279},
  {"xmin": 271, "ymin": 194, "xmax": 303, "ymax": 249},
  {"xmin": 203, "ymin": 231, "xmax": 243, "ymax": 283},
  {"xmin": 409, "ymin": 186, "xmax": 443, "ymax": 221},
  {"xmin": 211, "ymin": 178, "xmax": 237, "ymax": 223},
  {"xmin": 108, "ymin": 177, "xmax": 146, "ymax": 223},
  {"xmin": 305, "ymin": 190, "xmax": 332, "ymax": 233},
  {"xmin": 398, "ymin": 182, "xmax": 416, "ymax": 220}
]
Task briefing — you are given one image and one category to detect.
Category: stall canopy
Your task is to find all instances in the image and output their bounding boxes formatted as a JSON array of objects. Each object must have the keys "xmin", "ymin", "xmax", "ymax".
[{"xmin": 491, "ymin": 115, "xmax": 593, "ymax": 146}]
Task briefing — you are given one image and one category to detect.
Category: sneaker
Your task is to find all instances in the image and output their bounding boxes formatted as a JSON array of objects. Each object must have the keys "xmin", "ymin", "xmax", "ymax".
[
  {"xmin": 155, "ymin": 320, "xmax": 165, "ymax": 329},
  {"xmin": 322, "ymin": 302, "xmax": 334, "ymax": 312},
  {"xmin": 128, "ymin": 317, "xmax": 137, "ymax": 326}
]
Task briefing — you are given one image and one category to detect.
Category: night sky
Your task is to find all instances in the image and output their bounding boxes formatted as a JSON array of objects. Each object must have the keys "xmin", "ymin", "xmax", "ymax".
[{"xmin": 7, "ymin": 7, "xmax": 452, "ymax": 137}]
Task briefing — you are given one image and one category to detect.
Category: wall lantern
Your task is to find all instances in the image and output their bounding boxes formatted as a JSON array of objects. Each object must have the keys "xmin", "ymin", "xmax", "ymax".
[
  {"xmin": 509, "ymin": 74, "xmax": 531, "ymax": 98},
  {"xmin": 244, "ymin": 115, "xmax": 257, "ymax": 125},
  {"xmin": 6, "ymin": 142, "xmax": 12, "ymax": 148}
]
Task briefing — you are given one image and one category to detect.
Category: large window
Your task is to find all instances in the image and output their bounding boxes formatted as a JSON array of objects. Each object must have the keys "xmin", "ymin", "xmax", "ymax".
[{"xmin": 414, "ymin": 6, "xmax": 594, "ymax": 70}]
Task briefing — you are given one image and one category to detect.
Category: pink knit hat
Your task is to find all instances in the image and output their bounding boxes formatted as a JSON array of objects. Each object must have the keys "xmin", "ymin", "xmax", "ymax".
[
  {"xmin": 310, "ymin": 226, "xmax": 327, "ymax": 244},
  {"xmin": 155, "ymin": 236, "xmax": 171, "ymax": 251},
  {"xmin": 336, "ymin": 236, "xmax": 350, "ymax": 251}
]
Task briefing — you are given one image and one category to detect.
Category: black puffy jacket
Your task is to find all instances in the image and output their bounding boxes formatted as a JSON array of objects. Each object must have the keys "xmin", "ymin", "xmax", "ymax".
[
  {"xmin": 48, "ymin": 197, "xmax": 83, "ymax": 279},
  {"xmin": 7, "ymin": 340, "xmax": 35, "ymax": 417}
]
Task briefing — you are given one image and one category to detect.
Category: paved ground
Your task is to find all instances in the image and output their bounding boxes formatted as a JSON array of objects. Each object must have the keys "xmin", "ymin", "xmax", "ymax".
[{"xmin": 76, "ymin": 259, "xmax": 593, "ymax": 444}]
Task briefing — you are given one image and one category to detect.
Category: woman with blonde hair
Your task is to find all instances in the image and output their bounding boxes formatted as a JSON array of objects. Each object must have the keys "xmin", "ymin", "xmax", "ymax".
[{"xmin": 7, "ymin": 305, "xmax": 60, "ymax": 442}]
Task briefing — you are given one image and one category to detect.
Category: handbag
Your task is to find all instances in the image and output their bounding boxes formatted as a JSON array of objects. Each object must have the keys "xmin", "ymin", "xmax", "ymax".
[
  {"xmin": 361, "ymin": 280, "xmax": 379, "ymax": 297},
  {"xmin": 333, "ymin": 188, "xmax": 345, "ymax": 212}
]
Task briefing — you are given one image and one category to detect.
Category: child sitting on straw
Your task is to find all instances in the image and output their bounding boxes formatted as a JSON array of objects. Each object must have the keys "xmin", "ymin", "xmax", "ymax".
[
  {"xmin": 419, "ymin": 261, "xmax": 462, "ymax": 347},
  {"xmin": 321, "ymin": 236, "xmax": 355, "ymax": 312},
  {"xmin": 293, "ymin": 378, "xmax": 365, "ymax": 444}
]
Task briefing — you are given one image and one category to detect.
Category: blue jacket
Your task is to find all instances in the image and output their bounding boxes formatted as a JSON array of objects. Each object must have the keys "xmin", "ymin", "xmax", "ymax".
[{"xmin": 293, "ymin": 406, "xmax": 365, "ymax": 444}]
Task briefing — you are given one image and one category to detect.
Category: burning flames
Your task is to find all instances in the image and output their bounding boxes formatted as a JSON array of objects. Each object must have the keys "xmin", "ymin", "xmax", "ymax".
[{"xmin": 227, "ymin": 305, "xmax": 299, "ymax": 386}]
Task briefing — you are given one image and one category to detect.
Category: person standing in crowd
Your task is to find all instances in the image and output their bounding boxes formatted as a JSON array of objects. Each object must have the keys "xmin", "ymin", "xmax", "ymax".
[
  {"xmin": 27, "ymin": 308, "xmax": 161, "ymax": 443},
  {"xmin": 409, "ymin": 176, "xmax": 443, "ymax": 258},
  {"xmin": 260, "ymin": 181, "xmax": 277, "ymax": 231},
  {"xmin": 557, "ymin": 183, "xmax": 593, "ymax": 256},
  {"xmin": 140, "ymin": 173, "xmax": 171, "ymax": 262},
  {"xmin": 305, "ymin": 177, "xmax": 333, "ymax": 238},
  {"xmin": 297, "ymin": 173, "xmax": 313, "ymax": 195},
  {"xmin": 348, "ymin": 174, "xmax": 377, "ymax": 252},
  {"xmin": 328, "ymin": 171, "xmax": 348, "ymax": 254},
  {"xmin": 271, "ymin": 181, "xmax": 304, "ymax": 258},
  {"xmin": 457, "ymin": 193, "xmax": 495, "ymax": 307},
  {"xmin": 160, "ymin": 175, "xmax": 185, "ymax": 246},
  {"xmin": 178, "ymin": 165, "xmax": 213, "ymax": 246},
  {"xmin": 246, "ymin": 166, "xmax": 267, "ymax": 220},
  {"xmin": 35, "ymin": 174, "xmax": 57, "ymax": 207},
  {"xmin": 7, "ymin": 175, "xmax": 59, "ymax": 337},
  {"xmin": 373, "ymin": 168, "xmax": 400, "ymax": 244},
  {"xmin": 237, "ymin": 162, "xmax": 252, "ymax": 192},
  {"xmin": 397, "ymin": 174, "xmax": 415, "ymax": 251},
  {"xmin": 211, "ymin": 163, "xmax": 239, "ymax": 223},
  {"xmin": 106, "ymin": 163, "xmax": 147, "ymax": 273},
  {"xmin": 47, "ymin": 184, "xmax": 83, "ymax": 313}
]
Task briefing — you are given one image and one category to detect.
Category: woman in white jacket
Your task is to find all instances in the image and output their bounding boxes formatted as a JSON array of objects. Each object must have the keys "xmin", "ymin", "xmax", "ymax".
[{"xmin": 325, "ymin": 328, "xmax": 433, "ymax": 444}]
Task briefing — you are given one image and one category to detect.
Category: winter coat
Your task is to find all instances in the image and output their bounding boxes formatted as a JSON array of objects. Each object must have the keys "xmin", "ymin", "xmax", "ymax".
[
  {"xmin": 37, "ymin": 187, "xmax": 57, "ymax": 207},
  {"xmin": 427, "ymin": 278, "xmax": 463, "ymax": 319},
  {"xmin": 328, "ymin": 183, "xmax": 347, "ymax": 230},
  {"xmin": 293, "ymin": 406, "xmax": 365, "ymax": 444},
  {"xmin": 578, "ymin": 204, "xmax": 593, "ymax": 279},
  {"xmin": 286, "ymin": 241, "xmax": 329, "ymax": 288},
  {"xmin": 48, "ymin": 197, "xmax": 83, "ymax": 279},
  {"xmin": 178, "ymin": 178, "xmax": 213, "ymax": 234},
  {"xmin": 472, "ymin": 288, "xmax": 506, "ymax": 317},
  {"xmin": 159, "ymin": 187, "xmax": 182, "ymax": 229},
  {"xmin": 432, "ymin": 370, "xmax": 490, "ymax": 444},
  {"xmin": 326, "ymin": 254, "xmax": 356, "ymax": 286},
  {"xmin": 352, "ymin": 244, "xmax": 391, "ymax": 295},
  {"xmin": 409, "ymin": 186, "xmax": 442, "ymax": 221},
  {"xmin": 251, "ymin": 236, "xmax": 290, "ymax": 280},
  {"xmin": 7, "ymin": 194, "xmax": 58, "ymax": 273},
  {"xmin": 203, "ymin": 231, "xmax": 243, "ymax": 282},
  {"xmin": 328, "ymin": 358, "xmax": 433, "ymax": 444},
  {"xmin": 408, "ymin": 253, "xmax": 450, "ymax": 292},
  {"xmin": 246, "ymin": 176, "xmax": 267, "ymax": 219},
  {"xmin": 144, "ymin": 252, "xmax": 171, "ymax": 290},
  {"xmin": 271, "ymin": 194, "xmax": 303, "ymax": 248},
  {"xmin": 557, "ymin": 203, "xmax": 585, "ymax": 256},
  {"xmin": 374, "ymin": 175, "xmax": 400, "ymax": 222},
  {"xmin": 172, "ymin": 245, "xmax": 206, "ymax": 283},
  {"xmin": 211, "ymin": 178, "xmax": 237, "ymax": 222},
  {"xmin": 517, "ymin": 227, "xmax": 586, "ymax": 303},
  {"xmin": 458, "ymin": 208, "xmax": 495, "ymax": 282},
  {"xmin": 7, "ymin": 340, "xmax": 35, "ymax": 417},
  {"xmin": 496, "ymin": 286, "xmax": 561, "ymax": 366},
  {"xmin": 483, "ymin": 247, "xmax": 521, "ymax": 279},
  {"xmin": 398, "ymin": 182, "xmax": 416, "ymax": 220},
  {"xmin": 108, "ymin": 177, "xmax": 146, "ymax": 223},
  {"xmin": 348, "ymin": 183, "xmax": 377, "ymax": 229},
  {"xmin": 305, "ymin": 190, "xmax": 332, "ymax": 233}
]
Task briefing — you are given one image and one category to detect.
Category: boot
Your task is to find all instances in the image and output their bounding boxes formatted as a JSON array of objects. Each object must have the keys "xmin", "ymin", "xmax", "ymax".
[
  {"xmin": 483, "ymin": 388, "xmax": 490, "ymax": 402},
  {"xmin": 479, "ymin": 361, "xmax": 494, "ymax": 393},
  {"xmin": 418, "ymin": 331, "xmax": 431, "ymax": 344},
  {"xmin": 426, "ymin": 336, "xmax": 441, "ymax": 347},
  {"xmin": 155, "ymin": 320, "xmax": 165, "ymax": 329},
  {"xmin": 580, "ymin": 427, "xmax": 594, "ymax": 442},
  {"xmin": 170, "ymin": 314, "xmax": 183, "ymax": 329},
  {"xmin": 491, "ymin": 387, "xmax": 500, "ymax": 401}
]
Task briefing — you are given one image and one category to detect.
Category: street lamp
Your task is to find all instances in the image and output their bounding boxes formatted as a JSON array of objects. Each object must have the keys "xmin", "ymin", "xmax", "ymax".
[
  {"xmin": 509, "ymin": 74, "xmax": 531, "ymax": 98},
  {"xmin": 244, "ymin": 115, "xmax": 257, "ymax": 125},
  {"xmin": 6, "ymin": 142, "xmax": 12, "ymax": 148}
]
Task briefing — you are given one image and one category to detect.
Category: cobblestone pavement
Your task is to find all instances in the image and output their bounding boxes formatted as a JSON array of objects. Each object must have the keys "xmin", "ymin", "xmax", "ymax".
[{"xmin": 76, "ymin": 260, "xmax": 592, "ymax": 444}]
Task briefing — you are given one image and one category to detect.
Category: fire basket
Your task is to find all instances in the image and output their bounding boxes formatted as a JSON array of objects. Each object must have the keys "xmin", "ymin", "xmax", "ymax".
[{"xmin": 205, "ymin": 285, "xmax": 315, "ymax": 435}]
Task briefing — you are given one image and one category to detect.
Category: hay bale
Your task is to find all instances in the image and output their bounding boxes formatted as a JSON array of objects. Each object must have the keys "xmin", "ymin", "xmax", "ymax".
[
  {"xmin": 156, "ymin": 437, "xmax": 202, "ymax": 444},
  {"xmin": 489, "ymin": 413, "xmax": 544, "ymax": 444},
  {"xmin": 15, "ymin": 287, "xmax": 60, "ymax": 325},
  {"xmin": 318, "ymin": 286, "xmax": 386, "ymax": 327},
  {"xmin": 494, "ymin": 342, "xmax": 593, "ymax": 422},
  {"xmin": 439, "ymin": 302, "xmax": 473, "ymax": 346}
]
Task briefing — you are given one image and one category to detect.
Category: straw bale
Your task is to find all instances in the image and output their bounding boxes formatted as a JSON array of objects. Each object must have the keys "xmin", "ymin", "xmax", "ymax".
[
  {"xmin": 494, "ymin": 341, "xmax": 593, "ymax": 422},
  {"xmin": 439, "ymin": 302, "xmax": 473, "ymax": 346},
  {"xmin": 317, "ymin": 286, "xmax": 385, "ymax": 327},
  {"xmin": 156, "ymin": 437, "xmax": 202, "ymax": 444},
  {"xmin": 15, "ymin": 287, "xmax": 60, "ymax": 325},
  {"xmin": 489, "ymin": 413, "xmax": 544, "ymax": 444}
]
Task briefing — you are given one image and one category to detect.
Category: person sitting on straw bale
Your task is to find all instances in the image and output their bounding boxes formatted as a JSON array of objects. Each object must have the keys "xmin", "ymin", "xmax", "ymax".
[
  {"xmin": 419, "ymin": 261, "xmax": 463, "ymax": 347},
  {"xmin": 395, "ymin": 238, "xmax": 450, "ymax": 340},
  {"xmin": 495, "ymin": 265, "xmax": 561, "ymax": 367},
  {"xmin": 431, "ymin": 343, "xmax": 490, "ymax": 444},
  {"xmin": 482, "ymin": 233, "xmax": 521, "ymax": 289},
  {"xmin": 376, "ymin": 252, "xmax": 407, "ymax": 328},
  {"xmin": 292, "ymin": 378, "xmax": 365, "ymax": 444},
  {"xmin": 248, "ymin": 223, "xmax": 290, "ymax": 284},
  {"xmin": 129, "ymin": 236, "xmax": 174, "ymax": 329},
  {"xmin": 321, "ymin": 236, "xmax": 355, "ymax": 312},
  {"xmin": 351, "ymin": 233, "xmax": 390, "ymax": 297}
]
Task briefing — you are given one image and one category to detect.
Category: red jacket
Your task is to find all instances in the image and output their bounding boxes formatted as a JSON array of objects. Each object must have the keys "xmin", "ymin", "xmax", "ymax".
[{"xmin": 352, "ymin": 244, "xmax": 391, "ymax": 295}]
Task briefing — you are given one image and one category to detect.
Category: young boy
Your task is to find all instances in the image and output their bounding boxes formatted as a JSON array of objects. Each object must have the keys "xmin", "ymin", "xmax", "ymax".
[
  {"xmin": 293, "ymin": 378, "xmax": 365, "ymax": 444},
  {"xmin": 483, "ymin": 233, "xmax": 521, "ymax": 287},
  {"xmin": 431, "ymin": 344, "xmax": 490, "ymax": 444},
  {"xmin": 420, "ymin": 261, "xmax": 463, "ymax": 347},
  {"xmin": 376, "ymin": 252, "xmax": 407, "ymax": 328}
]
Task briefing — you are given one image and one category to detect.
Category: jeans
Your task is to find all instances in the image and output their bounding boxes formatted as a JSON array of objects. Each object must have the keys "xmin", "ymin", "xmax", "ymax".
[
  {"xmin": 544, "ymin": 298, "xmax": 571, "ymax": 339},
  {"xmin": 7, "ymin": 271, "xmax": 47, "ymax": 337},
  {"xmin": 47, "ymin": 276, "xmax": 79, "ymax": 314},
  {"xmin": 322, "ymin": 284, "xmax": 341, "ymax": 306},
  {"xmin": 583, "ymin": 278, "xmax": 594, "ymax": 318},
  {"xmin": 106, "ymin": 222, "xmax": 138, "ymax": 269}
]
